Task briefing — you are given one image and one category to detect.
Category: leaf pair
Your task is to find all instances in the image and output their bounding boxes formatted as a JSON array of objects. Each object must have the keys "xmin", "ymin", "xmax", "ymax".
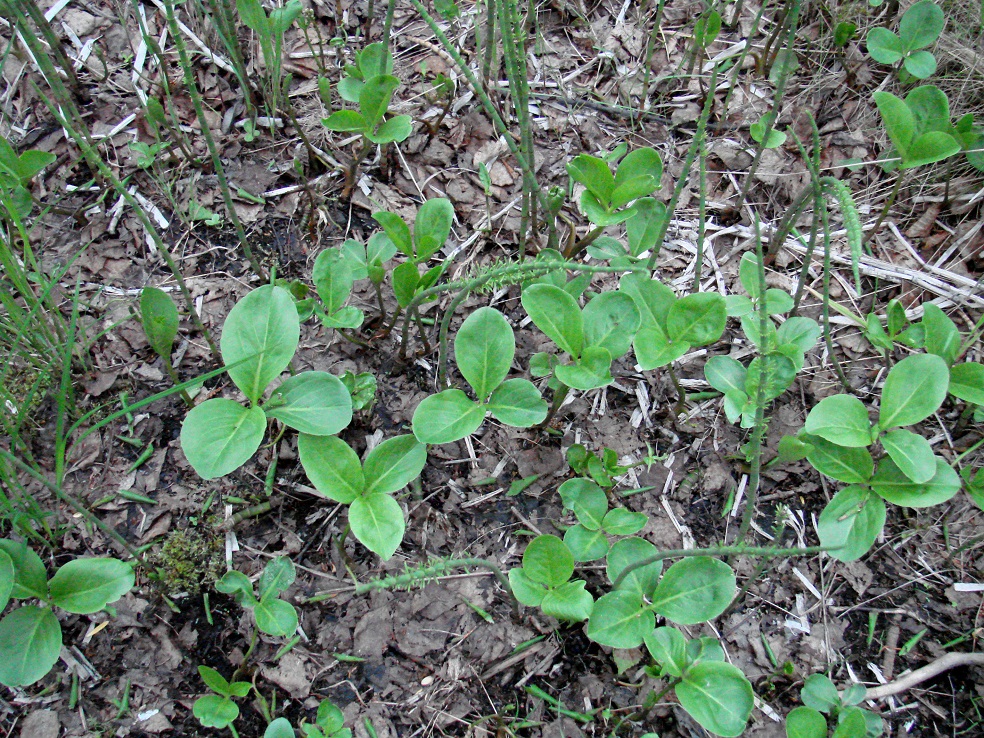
[
  {"xmin": 323, "ymin": 43, "xmax": 411, "ymax": 144},
  {"xmin": 216, "ymin": 557, "xmax": 298, "ymax": 637},
  {"xmin": 645, "ymin": 626, "xmax": 754, "ymax": 738},
  {"xmin": 0, "ymin": 540, "xmax": 134, "ymax": 686},
  {"xmin": 374, "ymin": 199, "xmax": 455, "ymax": 308},
  {"xmin": 523, "ymin": 283, "xmax": 641, "ymax": 390},
  {"xmin": 508, "ymin": 535, "xmax": 594, "ymax": 622},
  {"xmin": 567, "ymin": 147, "xmax": 663, "ymax": 226},
  {"xmin": 194, "ymin": 665, "xmax": 251, "ymax": 729},
  {"xmin": 181, "ymin": 286, "xmax": 354, "ymax": 479},
  {"xmin": 873, "ymin": 85, "xmax": 960, "ymax": 170},
  {"xmin": 412, "ymin": 307, "xmax": 547, "ymax": 444},
  {"xmin": 786, "ymin": 673, "xmax": 882, "ymax": 738},
  {"xmin": 620, "ymin": 272, "xmax": 725, "ymax": 370},
  {"xmin": 299, "ymin": 434, "xmax": 426, "ymax": 559},
  {"xmin": 705, "ymin": 351, "xmax": 801, "ymax": 428},
  {"xmin": 866, "ymin": 0, "xmax": 943, "ymax": 78},
  {"xmin": 558, "ymin": 479, "xmax": 647, "ymax": 561}
]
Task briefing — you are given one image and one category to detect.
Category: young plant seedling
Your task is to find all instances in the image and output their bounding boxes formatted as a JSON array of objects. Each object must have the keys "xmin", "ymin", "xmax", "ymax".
[
  {"xmin": 566, "ymin": 444, "xmax": 632, "ymax": 488},
  {"xmin": 873, "ymin": 85, "xmax": 961, "ymax": 170},
  {"xmin": 215, "ymin": 556, "xmax": 299, "ymax": 637},
  {"xmin": 0, "ymin": 135, "xmax": 55, "ymax": 218},
  {"xmin": 557, "ymin": 478, "xmax": 648, "ymax": 561},
  {"xmin": 862, "ymin": 298, "xmax": 924, "ymax": 356},
  {"xmin": 785, "ymin": 673, "xmax": 883, "ymax": 737},
  {"xmin": 645, "ymin": 626, "xmax": 755, "ymax": 738},
  {"xmin": 236, "ymin": 0, "xmax": 303, "ymax": 126},
  {"xmin": 523, "ymin": 283, "xmax": 641, "ymax": 392},
  {"xmin": 508, "ymin": 534, "xmax": 594, "ymax": 621},
  {"xmin": 140, "ymin": 287, "xmax": 179, "ymax": 372},
  {"xmin": 180, "ymin": 285, "xmax": 354, "ymax": 479},
  {"xmin": 866, "ymin": 0, "xmax": 944, "ymax": 79},
  {"xmin": 412, "ymin": 306, "xmax": 547, "ymax": 444},
  {"xmin": 302, "ymin": 699, "xmax": 352, "ymax": 738},
  {"xmin": 298, "ymin": 434, "xmax": 426, "ymax": 559},
  {"xmin": 0, "ymin": 539, "xmax": 134, "ymax": 686},
  {"xmin": 193, "ymin": 665, "xmax": 251, "ymax": 730},
  {"xmin": 566, "ymin": 147, "xmax": 663, "ymax": 227},
  {"xmin": 796, "ymin": 354, "xmax": 960, "ymax": 560},
  {"xmin": 750, "ymin": 113, "xmax": 787, "ymax": 149},
  {"xmin": 340, "ymin": 371, "xmax": 377, "ymax": 412}
]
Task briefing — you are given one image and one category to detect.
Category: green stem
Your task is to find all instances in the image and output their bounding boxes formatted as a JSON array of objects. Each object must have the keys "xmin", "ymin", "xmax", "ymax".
[
  {"xmin": 862, "ymin": 172, "xmax": 905, "ymax": 246},
  {"xmin": 538, "ymin": 383, "xmax": 570, "ymax": 429}
]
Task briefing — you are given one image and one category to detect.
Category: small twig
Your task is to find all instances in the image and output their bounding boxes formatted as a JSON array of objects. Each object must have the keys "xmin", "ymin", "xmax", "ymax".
[{"xmin": 865, "ymin": 652, "xmax": 984, "ymax": 700}]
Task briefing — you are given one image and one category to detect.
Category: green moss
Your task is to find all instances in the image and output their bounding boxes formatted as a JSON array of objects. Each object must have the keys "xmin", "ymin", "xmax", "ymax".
[{"xmin": 153, "ymin": 528, "xmax": 224, "ymax": 595}]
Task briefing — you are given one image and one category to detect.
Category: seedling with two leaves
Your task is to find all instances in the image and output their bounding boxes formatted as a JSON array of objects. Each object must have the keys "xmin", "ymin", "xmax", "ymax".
[
  {"xmin": 180, "ymin": 285, "xmax": 354, "ymax": 479},
  {"xmin": 866, "ymin": 1, "xmax": 943, "ymax": 80},
  {"xmin": 193, "ymin": 666, "xmax": 251, "ymax": 730},
  {"xmin": 557, "ymin": 478, "xmax": 648, "ymax": 561},
  {"xmin": 216, "ymin": 556, "xmax": 299, "ymax": 637},
  {"xmin": 566, "ymin": 443, "xmax": 632, "ymax": 488},
  {"xmin": 566, "ymin": 147, "xmax": 663, "ymax": 227},
  {"xmin": 263, "ymin": 699, "xmax": 351, "ymax": 738},
  {"xmin": 873, "ymin": 85, "xmax": 962, "ymax": 170},
  {"xmin": 411, "ymin": 306, "xmax": 547, "ymax": 444},
  {"xmin": 785, "ymin": 673, "xmax": 883, "ymax": 737},
  {"xmin": 0, "ymin": 539, "xmax": 134, "ymax": 686},
  {"xmin": 508, "ymin": 534, "xmax": 594, "ymax": 622},
  {"xmin": 0, "ymin": 136, "xmax": 55, "ymax": 219}
]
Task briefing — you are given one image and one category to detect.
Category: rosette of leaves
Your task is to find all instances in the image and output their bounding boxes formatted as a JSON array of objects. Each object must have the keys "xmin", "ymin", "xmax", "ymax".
[
  {"xmin": 215, "ymin": 556, "xmax": 298, "ymax": 637},
  {"xmin": 508, "ymin": 535, "xmax": 594, "ymax": 621},
  {"xmin": 298, "ymin": 434, "xmax": 426, "ymax": 559},
  {"xmin": 323, "ymin": 42, "xmax": 411, "ymax": 145},
  {"xmin": 645, "ymin": 626, "xmax": 754, "ymax": 738},
  {"xmin": 558, "ymin": 478, "xmax": 648, "ymax": 561},
  {"xmin": 793, "ymin": 354, "xmax": 959, "ymax": 561},
  {"xmin": 619, "ymin": 272, "xmax": 726, "ymax": 370},
  {"xmin": 412, "ymin": 307, "xmax": 547, "ymax": 444},
  {"xmin": 0, "ymin": 540, "xmax": 134, "ymax": 686},
  {"xmin": 180, "ymin": 285, "xmax": 354, "ymax": 480},
  {"xmin": 193, "ymin": 666, "xmax": 251, "ymax": 730},
  {"xmin": 340, "ymin": 371, "xmax": 377, "ymax": 411},
  {"xmin": 522, "ymin": 283, "xmax": 641, "ymax": 391},
  {"xmin": 865, "ymin": 0, "xmax": 943, "ymax": 79},
  {"xmin": 785, "ymin": 674, "xmax": 883, "ymax": 738},
  {"xmin": 374, "ymin": 198, "xmax": 454, "ymax": 310},
  {"xmin": 566, "ymin": 444, "xmax": 631, "ymax": 488},
  {"xmin": 862, "ymin": 298, "xmax": 924, "ymax": 355},
  {"xmin": 873, "ymin": 85, "xmax": 960, "ymax": 170},
  {"xmin": 0, "ymin": 136, "xmax": 55, "ymax": 218},
  {"xmin": 566, "ymin": 147, "xmax": 663, "ymax": 226}
]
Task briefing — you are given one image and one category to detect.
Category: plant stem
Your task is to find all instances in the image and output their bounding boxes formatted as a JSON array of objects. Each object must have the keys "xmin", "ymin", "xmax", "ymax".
[
  {"xmin": 538, "ymin": 383, "xmax": 570, "ymax": 429},
  {"xmin": 862, "ymin": 172, "xmax": 905, "ymax": 246}
]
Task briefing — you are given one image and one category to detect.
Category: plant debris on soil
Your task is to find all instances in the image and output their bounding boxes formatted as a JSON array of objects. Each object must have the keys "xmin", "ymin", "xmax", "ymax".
[{"xmin": 2, "ymin": 0, "xmax": 984, "ymax": 736}]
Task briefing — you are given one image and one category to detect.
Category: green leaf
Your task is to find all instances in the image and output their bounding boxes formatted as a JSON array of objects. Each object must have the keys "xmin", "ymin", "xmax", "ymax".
[
  {"xmin": 726, "ymin": 294, "xmax": 753, "ymax": 317},
  {"xmin": 563, "ymin": 525, "xmax": 609, "ymax": 561},
  {"xmin": 258, "ymin": 557, "xmax": 295, "ymax": 601},
  {"xmin": 455, "ymin": 307, "xmax": 514, "ymax": 400},
  {"xmin": 668, "ymin": 293, "xmax": 726, "ymax": 346},
  {"xmin": 180, "ymin": 400, "xmax": 266, "ymax": 479},
  {"xmin": 540, "ymin": 579, "xmax": 594, "ymax": 621},
  {"xmin": 873, "ymin": 91, "xmax": 915, "ymax": 155},
  {"xmin": 522, "ymin": 535, "xmax": 573, "ymax": 588},
  {"xmin": 215, "ymin": 570, "xmax": 258, "ymax": 608},
  {"xmin": 349, "ymin": 492, "xmax": 405, "ymax": 560},
  {"xmin": 903, "ymin": 50, "xmax": 937, "ymax": 78},
  {"xmin": 899, "ymin": 0, "xmax": 944, "ymax": 50},
  {"xmin": 317, "ymin": 700, "xmax": 346, "ymax": 734},
  {"xmin": 804, "ymin": 395, "xmax": 872, "ymax": 447},
  {"xmin": 764, "ymin": 289, "xmax": 794, "ymax": 315},
  {"xmin": 607, "ymin": 537, "xmax": 662, "ymax": 597},
  {"xmin": 871, "ymin": 456, "xmax": 960, "ymax": 507},
  {"xmin": 254, "ymin": 597, "xmax": 299, "ymax": 636},
  {"xmin": 878, "ymin": 354, "xmax": 949, "ymax": 429},
  {"xmin": 367, "ymin": 115, "xmax": 413, "ymax": 144},
  {"xmin": 614, "ymin": 147, "xmax": 662, "ymax": 192},
  {"xmin": 881, "ymin": 428, "xmax": 936, "ymax": 483},
  {"xmin": 198, "ymin": 665, "xmax": 233, "ymax": 697},
  {"xmin": 0, "ymin": 540, "xmax": 49, "ymax": 600},
  {"xmin": 786, "ymin": 707, "xmax": 828, "ymax": 738},
  {"xmin": 558, "ymin": 478, "xmax": 608, "ymax": 530},
  {"xmin": 903, "ymin": 131, "xmax": 960, "ymax": 168},
  {"xmin": 567, "ymin": 154, "xmax": 616, "ymax": 207},
  {"xmin": 625, "ymin": 198, "xmax": 666, "ymax": 256},
  {"xmin": 651, "ymin": 557, "xmax": 736, "ymax": 625},
  {"xmin": 413, "ymin": 198, "xmax": 454, "ymax": 260},
  {"xmin": 508, "ymin": 567, "xmax": 547, "ymax": 607},
  {"xmin": 554, "ymin": 346, "xmax": 613, "ymax": 390},
  {"xmin": 140, "ymin": 287, "xmax": 179, "ymax": 360},
  {"xmin": 236, "ymin": 0, "xmax": 268, "ymax": 32},
  {"xmin": 676, "ymin": 661, "xmax": 753, "ymax": 738},
  {"xmin": 322, "ymin": 110, "xmax": 368, "ymax": 133},
  {"xmin": 48, "ymin": 558, "xmax": 133, "ymax": 614},
  {"xmin": 269, "ymin": 0, "xmax": 301, "ymax": 34},
  {"xmin": 312, "ymin": 249, "xmax": 354, "ymax": 315},
  {"xmin": 363, "ymin": 435, "xmax": 427, "ymax": 495},
  {"xmin": 694, "ymin": 9, "xmax": 722, "ymax": 47},
  {"xmin": 801, "ymin": 674, "xmax": 840, "ymax": 712},
  {"xmin": 776, "ymin": 435, "xmax": 813, "ymax": 464},
  {"xmin": 0, "ymin": 550, "xmax": 12, "ymax": 612},
  {"xmin": 222, "ymin": 285, "xmax": 300, "ymax": 403},
  {"xmin": 739, "ymin": 252, "xmax": 762, "ymax": 299},
  {"xmin": 619, "ymin": 273, "xmax": 675, "ymax": 332},
  {"xmin": 644, "ymin": 626, "xmax": 688, "ymax": 677},
  {"xmin": 704, "ymin": 356, "xmax": 747, "ymax": 395},
  {"xmin": 750, "ymin": 117, "xmax": 787, "ymax": 148},
  {"xmin": 834, "ymin": 21, "xmax": 857, "ymax": 47},
  {"xmin": 0, "ymin": 606, "xmax": 61, "ymax": 687},
  {"xmin": 13, "ymin": 149, "xmax": 55, "ymax": 182},
  {"xmin": 411, "ymin": 389, "xmax": 485, "ymax": 444},
  {"xmin": 949, "ymin": 362, "xmax": 984, "ymax": 405},
  {"xmin": 392, "ymin": 261, "xmax": 420, "ymax": 308},
  {"xmin": 866, "ymin": 27, "xmax": 904, "ymax": 63},
  {"xmin": 580, "ymin": 191, "xmax": 631, "ymax": 225},
  {"xmin": 298, "ymin": 434, "xmax": 365, "ymax": 503},
  {"xmin": 745, "ymin": 354, "xmax": 797, "ymax": 401},
  {"xmin": 602, "ymin": 508, "xmax": 647, "ymax": 536},
  {"xmin": 817, "ymin": 486, "xmax": 886, "ymax": 562},
  {"xmin": 777, "ymin": 317, "xmax": 821, "ymax": 354},
  {"xmin": 373, "ymin": 211, "xmax": 412, "ymax": 256},
  {"xmin": 194, "ymin": 694, "xmax": 239, "ymax": 729},
  {"xmin": 582, "ymin": 291, "xmax": 640, "ymax": 359},
  {"xmin": 358, "ymin": 42, "xmax": 393, "ymax": 79},
  {"xmin": 265, "ymin": 372, "xmax": 353, "ymax": 435},
  {"xmin": 265, "ymin": 717, "xmax": 296, "ymax": 738},
  {"xmin": 487, "ymin": 379, "xmax": 548, "ymax": 427},
  {"xmin": 586, "ymin": 590, "xmax": 655, "ymax": 648},
  {"xmin": 805, "ymin": 435, "xmax": 874, "ymax": 483},
  {"xmin": 359, "ymin": 75, "xmax": 399, "ymax": 129},
  {"xmin": 922, "ymin": 304, "xmax": 960, "ymax": 365},
  {"xmin": 522, "ymin": 284, "xmax": 584, "ymax": 358},
  {"xmin": 832, "ymin": 708, "xmax": 868, "ymax": 738},
  {"xmin": 634, "ymin": 324, "xmax": 687, "ymax": 370},
  {"xmin": 610, "ymin": 175, "xmax": 658, "ymax": 211}
]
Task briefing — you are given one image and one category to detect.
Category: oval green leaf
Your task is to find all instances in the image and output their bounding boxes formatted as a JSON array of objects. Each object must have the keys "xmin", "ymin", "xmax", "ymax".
[
  {"xmin": 140, "ymin": 287, "xmax": 179, "ymax": 360},
  {"xmin": 563, "ymin": 525, "xmax": 609, "ymax": 562},
  {"xmin": 652, "ymin": 556, "xmax": 736, "ymax": 625},
  {"xmin": 583, "ymin": 291, "xmax": 640, "ymax": 359},
  {"xmin": 878, "ymin": 354, "xmax": 949, "ymax": 429},
  {"xmin": 455, "ymin": 307, "xmax": 515, "ymax": 400},
  {"xmin": 411, "ymin": 389, "xmax": 485, "ymax": 445},
  {"xmin": 586, "ymin": 590, "xmax": 655, "ymax": 649},
  {"xmin": 0, "ymin": 540, "xmax": 48, "ymax": 600},
  {"xmin": 675, "ymin": 661, "xmax": 753, "ymax": 738},
  {"xmin": 871, "ymin": 456, "xmax": 960, "ymax": 508},
  {"xmin": 265, "ymin": 717, "xmax": 296, "ymax": 738},
  {"xmin": 49, "ymin": 558, "xmax": 134, "ymax": 614},
  {"xmin": 349, "ymin": 492, "xmax": 405, "ymax": 560},
  {"xmin": 805, "ymin": 435, "xmax": 874, "ymax": 484},
  {"xmin": 487, "ymin": 379, "xmax": 547, "ymax": 427},
  {"xmin": 667, "ymin": 293, "xmax": 726, "ymax": 346},
  {"xmin": 602, "ymin": 508, "xmax": 648, "ymax": 536},
  {"xmin": 413, "ymin": 198, "xmax": 454, "ymax": 261},
  {"xmin": 817, "ymin": 486, "xmax": 886, "ymax": 562},
  {"xmin": 298, "ymin": 434, "xmax": 365, "ymax": 503},
  {"xmin": 521, "ymin": 284, "xmax": 584, "ymax": 359},
  {"xmin": 554, "ymin": 346, "xmax": 613, "ymax": 390},
  {"xmin": 804, "ymin": 394, "xmax": 872, "ymax": 447},
  {"xmin": 948, "ymin": 362, "xmax": 984, "ymax": 405},
  {"xmin": 540, "ymin": 580, "xmax": 594, "ymax": 622},
  {"xmin": 363, "ymin": 434, "xmax": 428, "ymax": 495},
  {"xmin": 785, "ymin": 706, "xmax": 828, "ymax": 738},
  {"xmin": 880, "ymin": 428, "xmax": 936, "ymax": 483},
  {"xmin": 181, "ymin": 399, "xmax": 266, "ymax": 479},
  {"xmin": 0, "ymin": 606, "xmax": 61, "ymax": 687},
  {"xmin": 644, "ymin": 626, "xmax": 687, "ymax": 677},
  {"xmin": 522, "ymin": 534, "xmax": 574, "ymax": 588},
  {"xmin": 0, "ymin": 550, "xmax": 12, "ymax": 612},
  {"xmin": 265, "ymin": 372, "xmax": 353, "ymax": 435},
  {"xmin": 607, "ymin": 537, "xmax": 662, "ymax": 598},
  {"xmin": 254, "ymin": 598, "xmax": 298, "ymax": 637}
]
